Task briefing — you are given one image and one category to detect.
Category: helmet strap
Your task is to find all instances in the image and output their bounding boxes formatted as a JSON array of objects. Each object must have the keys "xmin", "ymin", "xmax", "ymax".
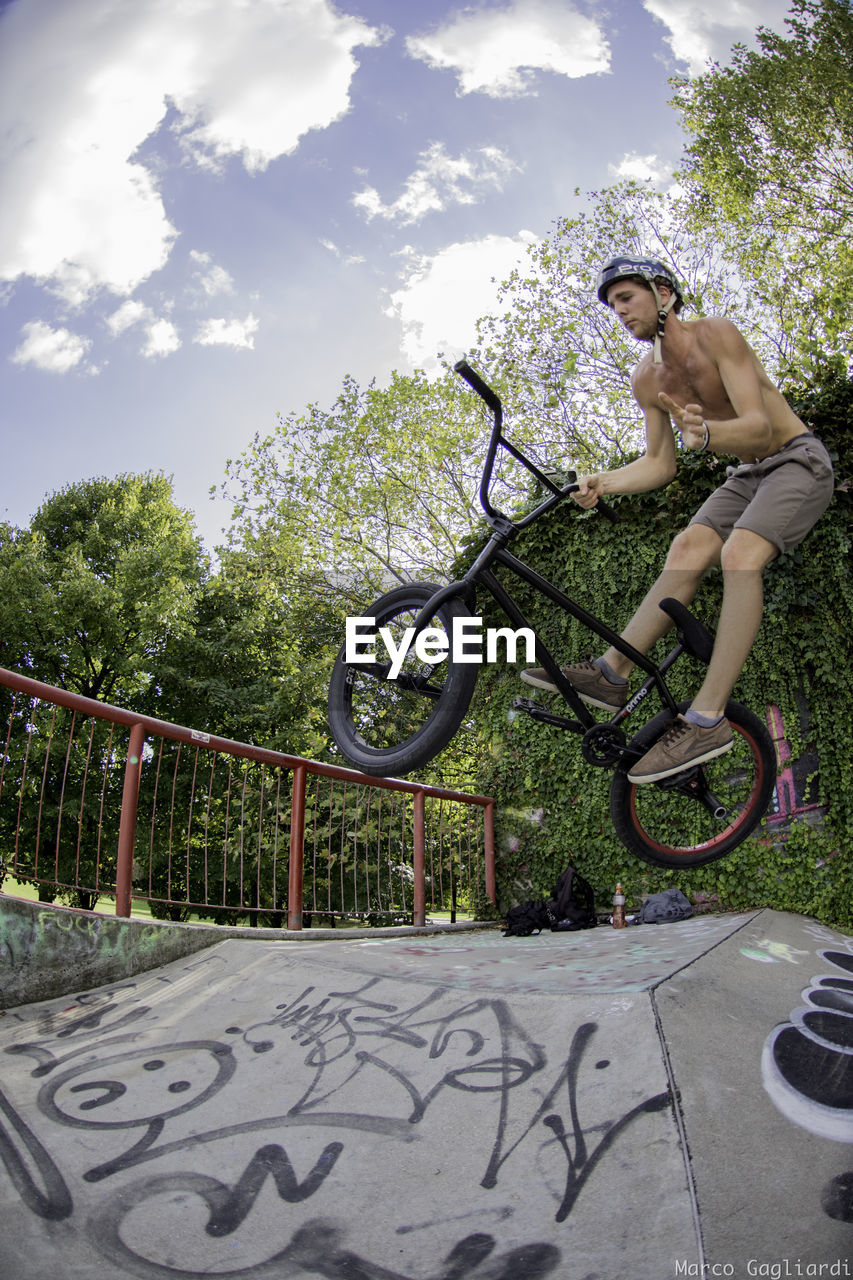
[{"xmin": 649, "ymin": 281, "xmax": 677, "ymax": 363}]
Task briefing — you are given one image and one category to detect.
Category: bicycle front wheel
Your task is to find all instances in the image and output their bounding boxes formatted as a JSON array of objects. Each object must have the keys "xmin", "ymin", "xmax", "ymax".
[
  {"xmin": 609, "ymin": 700, "xmax": 777, "ymax": 868},
  {"xmin": 328, "ymin": 583, "xmax": 479, "ymax": 777}
]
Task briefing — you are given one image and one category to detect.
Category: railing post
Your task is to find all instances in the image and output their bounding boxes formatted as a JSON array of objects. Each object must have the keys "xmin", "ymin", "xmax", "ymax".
[
  {"xmin": 288, "ymin": 763, "xmax": 306, "ymax": 930},
  {"xmin": 484, "ymin": 800, "xmax": 496, "ymax": 907},
  {"xmin": 116, "ymin": 721, "xmax": 145, "ymax": 918},
  {"xmin": 412, "ymin": 790, "xmax": 426, "ymax": 928}
]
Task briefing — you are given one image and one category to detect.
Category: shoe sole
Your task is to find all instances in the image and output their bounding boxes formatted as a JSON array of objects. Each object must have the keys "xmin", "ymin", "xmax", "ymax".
[
  {"xmin": 627, "ymin": 738, "xmax": 734, "ymax": 785},
  {"xmin": 519, "ymin": 670, "xmax": 626, "ymax": 711}
]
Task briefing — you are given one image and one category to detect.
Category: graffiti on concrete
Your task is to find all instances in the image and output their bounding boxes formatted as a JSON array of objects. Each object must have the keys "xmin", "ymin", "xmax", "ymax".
[
  {"xmin": 761, "ymin": 945, "xmax": 853, "ymax": 1223},
  {"xmin": 739, "ymin": 938, "xmax": 811, "ymax": 965},
  {"xmin": 0, "ymin": 897, "xmax": 216, "ymax": 1009},
  {"xmin": 0, "ymin": 971, "xmax": 670, "ymax": 1277}
]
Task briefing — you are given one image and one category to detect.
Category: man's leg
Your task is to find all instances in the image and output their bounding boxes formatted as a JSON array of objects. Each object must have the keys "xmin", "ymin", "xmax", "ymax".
[
  {"xmin": 520, "ymin": 522, "xmax": 723, "ymax": 705},
  {"xmin": 627, "ymin": 527, "xmax": 777, "ymax": 783},
  {"xmin": 602, "ymin": 523, "xmax": 724, "ymax": 677},
  {"xmin": 688, "ymin": 527, "xmax": 777, "ymax": 718}
]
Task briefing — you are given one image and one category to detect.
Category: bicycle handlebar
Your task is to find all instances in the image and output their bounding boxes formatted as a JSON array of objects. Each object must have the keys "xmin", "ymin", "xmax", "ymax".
[{"xmin": 453, "ymin": 359, "xmax": 618, "ymax": 525}]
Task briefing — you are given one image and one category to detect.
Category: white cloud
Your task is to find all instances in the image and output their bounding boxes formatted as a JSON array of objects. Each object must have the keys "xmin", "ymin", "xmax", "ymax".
[
  {"xmin": 406, "ymin": 0, "xmax": 609, "ymax": 98},
  {"xmin": 105, "ymin": 298, "xmax": 181, "ymax": 357},
  {"xmin": 609, "ymin": 152, "xmax": 670, "ymax": 184},
  {"xmin": 194, "ymin": 314, "xmax": 259, "ymax": 349},
  {"xmin": 142, "ymin": 318, "xmax": 182, "ymax": 359},
  {"xmin": 320, "ymin": 240, "xmax": 366, "ymax": 266},
  {"xmin": 354, "ymin": 142, "xmax": 521, "ymax": 225},
  {"xmin": 172, "ymin": 5, "xmax": 388, "ymax": 175},
  {"xmin": 11, "ymin": 320, "xmax": 93, "ymax": 373},
  {"xmin": 0, "ymin": 0, "xmax": 385, "ymax": 303},
  {"xmin": 388, "ymin": 232, "xmax": 538, "ymax": 369},
  {"xmin": 189, "ymin": 251, "xmax": 235, "ymax": 298},
  {"xmin": 643, "ymin": 0, "xmax": 794, "ymax": 76},
  {"xmin": 106, "ymin": 299, "xmax": 152, "ymax": 337}
]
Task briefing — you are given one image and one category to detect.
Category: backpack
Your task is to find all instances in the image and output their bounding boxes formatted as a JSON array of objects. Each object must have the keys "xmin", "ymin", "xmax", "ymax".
[
  {"xmin": 503, "ymin": 899, "xmax": 551, "ymax": 937},
  {"xmin": 638, "ymin": 888, "xmax": 693, "ymax": 924},
  {"xmin": 546, "ymin": 865, "xmax": 597, "ymax": 931},
  {"xmin": 503, "ymin": 865, "xmax": 597, "ymax": 937}
]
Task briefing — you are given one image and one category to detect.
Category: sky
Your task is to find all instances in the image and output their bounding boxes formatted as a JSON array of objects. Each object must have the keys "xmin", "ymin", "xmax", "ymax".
[{"xmin": 0, "ymin": 0, "xmax": 797, "ymax": 555}]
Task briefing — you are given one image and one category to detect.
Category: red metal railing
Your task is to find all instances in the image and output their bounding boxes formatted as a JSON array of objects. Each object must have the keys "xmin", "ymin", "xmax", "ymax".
[{"xmin": 0, "ymin": 667, "xmax": 495, "ymax": 929}]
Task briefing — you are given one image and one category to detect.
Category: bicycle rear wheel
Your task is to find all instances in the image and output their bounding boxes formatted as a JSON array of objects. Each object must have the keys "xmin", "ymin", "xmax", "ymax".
[
  {"xmin": 609, "ymin": 700, "xmax": 777, "ymax": 867},
  {"xmin": 328, "ymin": 582, "xmax": 479, "ymax": 777}
]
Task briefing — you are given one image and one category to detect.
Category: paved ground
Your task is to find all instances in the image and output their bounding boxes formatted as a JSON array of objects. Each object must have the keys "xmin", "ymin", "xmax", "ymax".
[{"xmin": 0, "ymin": 908, "xmax": 851, "ymax": 1280}]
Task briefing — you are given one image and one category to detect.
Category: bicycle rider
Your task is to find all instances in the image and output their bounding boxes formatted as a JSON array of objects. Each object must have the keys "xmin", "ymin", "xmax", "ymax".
[{"xmin": 521, "ymin": 255, "xmax": 835, "ymax": 784}]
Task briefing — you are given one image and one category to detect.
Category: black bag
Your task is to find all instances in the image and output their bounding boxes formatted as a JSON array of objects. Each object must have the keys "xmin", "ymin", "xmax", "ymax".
[
  {"xmin": 503, "ymin": 865, "xmax": 597, "ymax": 937},
  {"xmin": 547, "ymin": 865, "xmax": 597, "ymax": 931},
  {"xmin": 638, "ymin": 888, "xmax": 693, "ymax": 924},
  {"xmin": 503, "ymin": 900, "xmax": 551, "ymax": 937}
]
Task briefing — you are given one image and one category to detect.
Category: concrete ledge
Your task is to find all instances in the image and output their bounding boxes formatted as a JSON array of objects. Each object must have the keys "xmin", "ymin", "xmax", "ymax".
[{"xmin": 0, "ymin": 894, "xmax": 499, "ymax": 1009}]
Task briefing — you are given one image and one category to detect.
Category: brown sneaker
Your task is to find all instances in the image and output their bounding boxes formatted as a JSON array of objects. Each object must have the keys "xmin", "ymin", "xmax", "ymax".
[
  {"xmin": 520, "ymin": 658, "xmax": 629, "ymax": 710},
  {"xmin": 627, "ymin": 714, "xmax": 733, "ymax": 784}
]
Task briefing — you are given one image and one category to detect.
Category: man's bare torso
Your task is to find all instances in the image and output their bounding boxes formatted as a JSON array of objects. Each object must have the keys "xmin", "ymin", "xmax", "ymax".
[{"xmin": 635, "ymin": 316, "xmax": 807, "ymax": 462}]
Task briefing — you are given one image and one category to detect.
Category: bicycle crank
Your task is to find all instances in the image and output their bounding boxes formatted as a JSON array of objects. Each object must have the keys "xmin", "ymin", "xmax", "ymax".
[
  {"xmin": 581, "ymin": 723, "xmax": 627, "ymax": 767},
  {"xmin": 656, "ymin": 766, "xmax": 730, "ymax": 820}
]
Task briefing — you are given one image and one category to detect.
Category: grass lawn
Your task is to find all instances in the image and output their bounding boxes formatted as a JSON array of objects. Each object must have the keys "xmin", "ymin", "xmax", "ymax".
[{"xmin": 1, "ymin": 876, "xmax": 473, "ymax": 928}]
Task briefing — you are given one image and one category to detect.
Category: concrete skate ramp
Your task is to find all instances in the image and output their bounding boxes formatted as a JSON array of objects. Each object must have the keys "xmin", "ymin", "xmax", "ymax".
[{"xmin": 0, "ymin": 909, "xmax": 851, "ymax": 1279}]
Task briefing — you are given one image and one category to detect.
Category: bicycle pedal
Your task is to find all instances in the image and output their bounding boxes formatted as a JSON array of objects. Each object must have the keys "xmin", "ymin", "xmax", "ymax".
[{"xmin": 512, "ymin": 697, "xmax": 579, "ymax": 730}]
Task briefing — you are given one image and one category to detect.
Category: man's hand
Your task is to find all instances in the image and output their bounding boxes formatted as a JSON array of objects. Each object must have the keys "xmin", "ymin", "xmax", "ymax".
[
  {"xmin": 658, "ymin": 392, "xmax": 707, "ymax": 451},
  {"xmin": 572, "ymin": 473, "xmax": 607, "ymax": 509}
]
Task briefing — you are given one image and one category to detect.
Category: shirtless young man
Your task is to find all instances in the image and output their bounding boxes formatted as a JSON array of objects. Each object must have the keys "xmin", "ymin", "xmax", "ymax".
[{"xmin": 521, "ymin": 255, "xmax": 835, "ymax": 784}]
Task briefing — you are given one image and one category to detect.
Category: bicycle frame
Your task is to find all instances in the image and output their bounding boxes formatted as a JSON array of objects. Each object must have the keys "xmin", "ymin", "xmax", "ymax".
[{"xmin": 410, "ymin": 361, "xmax": 692, "ymax": 762}]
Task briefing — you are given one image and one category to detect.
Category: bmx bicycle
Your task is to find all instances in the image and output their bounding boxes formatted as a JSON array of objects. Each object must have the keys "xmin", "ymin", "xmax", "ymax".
[{"xmin": 328, "ymin": 361, "xmax": 777, "ymax": 868}]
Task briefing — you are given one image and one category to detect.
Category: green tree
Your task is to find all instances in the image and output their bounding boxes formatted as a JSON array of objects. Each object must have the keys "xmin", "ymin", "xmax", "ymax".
[
  {"xmin": 223, "ymin": 369, "xmax": 499, "ymax": 594},
  {"xmin": 672, "ymin": 0, "xmax": 853, "ymax": 375},
  {"xmin": 152, "ymin": 545, "xmax": 345, "ymax": 757},
  {"xmin": 0, "ymin": 473, "xmax": 205, "ymax": 702},
  {"xmin": 0, "ymin": 474, "xmax": 206, "ymax": 907},
  {"xmin": 137, "ymin": 541, "xmax": 350, "ymax": 923}
]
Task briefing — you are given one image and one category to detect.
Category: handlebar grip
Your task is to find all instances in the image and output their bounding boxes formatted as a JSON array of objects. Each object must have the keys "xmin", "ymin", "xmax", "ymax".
[
  {"xmin": 565, "ymin": 483, "xmax": 618, "ymax": 523},
  {"xmin": 454, "ymin": 360, "xmax": 502, "ymax": 415}
]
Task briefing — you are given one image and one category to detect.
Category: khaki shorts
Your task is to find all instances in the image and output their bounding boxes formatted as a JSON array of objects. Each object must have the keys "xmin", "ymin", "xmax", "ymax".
[{"xmin": 689, "ymin": 432, "xmax": 834, "ymax": 556}]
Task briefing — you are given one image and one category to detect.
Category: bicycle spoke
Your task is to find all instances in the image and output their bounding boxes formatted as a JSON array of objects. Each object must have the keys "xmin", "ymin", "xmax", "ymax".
[
  {"xmin": 344, "ymin": 606, "xmax": 450, "ymax": 751},
  {"xmin": 630, "ymin": 730, "xmax": 762, "ymax": 854}
]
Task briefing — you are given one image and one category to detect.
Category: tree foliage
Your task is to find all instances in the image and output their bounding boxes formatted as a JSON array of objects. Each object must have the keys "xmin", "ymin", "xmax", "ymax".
[
  {"xmin": 222, "ymin": 370, "xmax": 496, "ymax": 594},
  {"xmin": 152, "ymin": 547, "xmax": 345, "ymax": 758},
  {"xmin": 672, "ymin": 0, "xmax": 853, "ymax": 375},
  {"xmin": 0, "ymin": 474, "xmax": 205, "ymax": 703},
  {"xmin": 0, "ymin": 474, "xmax": 348, "ymax": 914}
]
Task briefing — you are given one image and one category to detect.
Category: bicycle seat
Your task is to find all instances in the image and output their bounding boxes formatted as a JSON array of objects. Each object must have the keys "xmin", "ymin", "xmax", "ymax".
[{"xmin": 658, "ymin": 598, "xmax": 715, "ymax": 665}]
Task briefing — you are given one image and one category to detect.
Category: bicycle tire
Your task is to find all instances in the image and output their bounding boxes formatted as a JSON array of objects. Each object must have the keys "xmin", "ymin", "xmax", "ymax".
[
  {"xmin": 609, "ymin": 699, "xmax": 777, "ymax": 868},
  {"xmin": 328, "ymin": 582, "xmax": 479, "ymax": 777}
]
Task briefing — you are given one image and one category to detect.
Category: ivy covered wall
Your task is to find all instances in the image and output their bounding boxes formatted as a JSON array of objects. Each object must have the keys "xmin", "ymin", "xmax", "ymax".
[{"xmin": 467, "ymin": 371, "xmax": 853, "ymax": 930}]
